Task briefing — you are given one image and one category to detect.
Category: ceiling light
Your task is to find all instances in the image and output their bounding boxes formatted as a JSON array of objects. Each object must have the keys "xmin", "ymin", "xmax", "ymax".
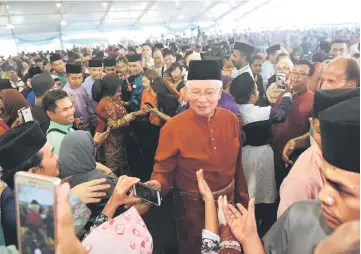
[
  {"xmin": 56, "ymin": 2, "xmax": 61, "ymax": 8},
  {"xmin": 102, "ymin": 2, "xmax": 108, "ymax": 7},
  {"xmin": 6, "ymin": 24, "xmax": 14, "ymax": 29},
  {"xmin": 179, "ymin": 15, "xmax": 184, "ymax": 19},
  {"xmin": 60, "ymin": 20, "xmax": 67, "ymax": 26},
  {"xmin": 175, "ymin": 0, "xmax": 180, "ymax": 6},
  {"xmin": 5, "ymin": 4, "xmax": 8, "ymax": 9}
]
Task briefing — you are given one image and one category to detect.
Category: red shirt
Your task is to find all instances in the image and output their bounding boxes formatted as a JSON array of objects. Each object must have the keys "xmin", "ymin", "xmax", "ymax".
[{"xmin": 272, "ymin": 88, "xmax": 314, "ymax": 157}]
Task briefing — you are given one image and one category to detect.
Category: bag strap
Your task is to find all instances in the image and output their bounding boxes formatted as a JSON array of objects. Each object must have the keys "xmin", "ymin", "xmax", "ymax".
[{"xmin": 46, "ymin": 128, "xmax": 68, "ymax": 135}]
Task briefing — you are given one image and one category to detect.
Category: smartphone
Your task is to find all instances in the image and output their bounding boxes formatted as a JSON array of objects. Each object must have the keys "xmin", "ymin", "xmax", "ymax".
[
  {"xmin": 133, "ymin": 182, "xmax": 161, "ymax": 206},
  {"xmin": 15, "ymin": 172, "xmax": 61, "ymax": 254},
  {"xmin": 18, "ymin": 107, "xmax": 33, "ymax": 123},
  {"xmin": 144, "ymin": 102, "xmax": 155, "ymax": 109},
  {"xmin": 277, "ymin": 73, "xmax": 286, "ymax": 90}
]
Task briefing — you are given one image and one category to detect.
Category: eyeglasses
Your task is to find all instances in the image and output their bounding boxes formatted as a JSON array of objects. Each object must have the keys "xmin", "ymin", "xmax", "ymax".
[
  {"xmin": 276, "ymin": 67, "xmax": 290, "ymax": 72},
  {"xmin": 187, "ymin": 88, "xmax": 220, "ymax": 100},
  {"xmin": 291, "ymin": 72, "xmax": 308, "ymax": 78}
]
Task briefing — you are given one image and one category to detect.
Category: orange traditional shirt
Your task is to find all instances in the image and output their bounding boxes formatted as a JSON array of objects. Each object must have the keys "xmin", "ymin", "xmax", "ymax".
[
  {"xmin": 151, "ymin": 108, "xmax": 249, "ymax": 206},
  {"xmin": 141, "ymin": 90, "xmax": 161, "ymax": 126}
]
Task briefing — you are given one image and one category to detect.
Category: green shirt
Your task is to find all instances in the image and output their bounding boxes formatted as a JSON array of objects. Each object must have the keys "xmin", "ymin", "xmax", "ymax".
[
  {"xmin": 53, "ymin": 72, "xmax": 67, "ymax": 87},
  {"xmin": 46, "ymin": 121, "xmax": 74, "ymax": 155}
]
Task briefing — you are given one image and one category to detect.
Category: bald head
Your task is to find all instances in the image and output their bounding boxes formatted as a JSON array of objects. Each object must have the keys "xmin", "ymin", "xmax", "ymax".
[
  {"xmin": 153, "ymin": 50, "xmax": 164, "ymax": 68},
  {"xmin": 321, "ymin": 57, "xmax": 360, "ymax": 90}
]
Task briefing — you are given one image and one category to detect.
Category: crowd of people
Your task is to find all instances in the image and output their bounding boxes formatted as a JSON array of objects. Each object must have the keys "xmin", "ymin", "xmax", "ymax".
[{"xmin": 0, "ymin": 25, "xmax": 360, "ymax": 254}]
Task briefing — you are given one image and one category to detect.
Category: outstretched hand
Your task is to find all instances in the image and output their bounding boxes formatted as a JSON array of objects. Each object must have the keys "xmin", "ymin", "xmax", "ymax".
[{"xmin": 221, "ymin": 196, "xmax": 258, "ymax": 245}]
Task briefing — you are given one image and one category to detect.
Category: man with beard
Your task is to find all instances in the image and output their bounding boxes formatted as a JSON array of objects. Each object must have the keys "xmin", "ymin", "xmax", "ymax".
[{"xmin": 231, "ymin": 42, "xmax": 255, "ymax": 79}]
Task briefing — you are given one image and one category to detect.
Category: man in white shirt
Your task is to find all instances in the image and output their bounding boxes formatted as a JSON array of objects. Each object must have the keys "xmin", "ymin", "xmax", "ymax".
[
  {"xmin": 141, "ymin": 43, "xmax": 154, "ymax": 68},
  {"xmin": 6, "ymin": 66, "xmax": 25, "ymax": 92},
  {"xmin": 261, "ymin": 44, "xmax": 282, "ymax": 90},
  {"xmin": 231, "ymin": 41, "xmax": 255, "ymax": 79}
]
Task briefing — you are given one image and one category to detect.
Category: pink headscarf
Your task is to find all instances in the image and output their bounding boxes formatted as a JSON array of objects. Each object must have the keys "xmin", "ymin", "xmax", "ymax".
[{"xmin": 82, "ymin": 207, "xmax": 153, "ymax": 254}]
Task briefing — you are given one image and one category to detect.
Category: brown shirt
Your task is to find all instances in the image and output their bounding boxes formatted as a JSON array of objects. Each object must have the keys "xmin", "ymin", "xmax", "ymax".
[{"xmin": 151, "ymin": 108, "xmax": 249, "ymax": 206}]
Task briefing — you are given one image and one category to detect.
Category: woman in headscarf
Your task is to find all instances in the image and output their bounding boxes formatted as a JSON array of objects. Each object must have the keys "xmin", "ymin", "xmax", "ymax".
[
  {"xmin": 92, "ymin": 76, "xmax": 135, "ymax": 175},
  {"xmin": 58, "ymin": 130, "xmax": 141, "ymax": 240},
  {"xmin": 0, "ymin": 89, "xmax": 28, "ymax": 128}
]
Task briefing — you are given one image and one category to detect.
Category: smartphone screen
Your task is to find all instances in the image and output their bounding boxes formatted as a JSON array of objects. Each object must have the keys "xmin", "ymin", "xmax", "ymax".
[
  {"xmin": 15, "ymin": 173, "xmax": 60, "ymax": 254},
  {"xmin": 134, "ymin": 183, "xmax": 161, "ymax": 206},
  {"xmin": 277, "ymin": 73, "xmax": 286, "ymax": 90}
]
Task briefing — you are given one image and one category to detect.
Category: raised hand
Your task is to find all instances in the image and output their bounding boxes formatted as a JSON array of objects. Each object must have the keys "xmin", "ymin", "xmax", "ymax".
[
  {"xmin": 196, "ymin": 169, "xmax": 213, "ymax": 202},
  {"xmin": 56, "ymin": 183, "xmax": 86, "ymax": 254},
  {"xmin": 70, "ymin": 178, "xmax": 111, "ymax": 204},
  {"xmin": 93, "ymin": 126, "xmax": 111, "ymax": 145},
  {"xmin": 221, "ymin": 196, "xmax": 258, "ymax": 245},
  {"xmin": 110, "ymin": 175, "xmax": 140, "ymax": 206}
]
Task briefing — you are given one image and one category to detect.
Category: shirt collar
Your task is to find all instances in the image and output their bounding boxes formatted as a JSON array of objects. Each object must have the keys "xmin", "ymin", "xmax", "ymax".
[
  {"xmin": 238, "ymin": 64, "xmax": 250, "ymax": 72},
  {"xmin": 49, "ymin": 121, "xmax": 73, "ymax": 132},
  {"xmin": 188, "ymin": 107, "xmax": 218, "ymax": 122}
]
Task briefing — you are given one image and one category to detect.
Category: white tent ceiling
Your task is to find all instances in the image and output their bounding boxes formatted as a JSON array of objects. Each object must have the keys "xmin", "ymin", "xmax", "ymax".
[
  {"xmin": 0, "ymin": 0, "xmax": 359, "ymax": 40},
  {"xmin": 0, "ymin": 0, "xmax": 256, "ymax": 39}
]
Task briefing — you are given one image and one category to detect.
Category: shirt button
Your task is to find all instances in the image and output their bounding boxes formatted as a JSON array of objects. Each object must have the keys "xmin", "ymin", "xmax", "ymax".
[
  {"xmin": 211, "ymin": 130, "xmax": 213, "ymax": 132},
  {"xmin": 214, "ymin": 147, "xmax": 216, "ymax": 150},
  {"xmin": 212, "ymin": 138, "xmax": 215, "ymax": 141}
]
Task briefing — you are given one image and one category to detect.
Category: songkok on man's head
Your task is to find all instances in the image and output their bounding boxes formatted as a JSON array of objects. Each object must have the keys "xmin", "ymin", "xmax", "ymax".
[
  {"xmin": 66, "ymin": 63, "xmax": 82, "ymax": 74},
  {"xmin": 229, "ymin": 72, "xmax": 255, "ymax": 104},
  {"xmin": 187, "ymin": 60, "xmax": 221, "ymax": 81},
  {"xmin": 0, "ymin": 121, "xmax": 47, "ymax": 169},
  {"xmin": 88, "ymin": 59, "xmax": 103, "ymax": 68},
  {"xmin": 266, "ymin": 44, "xmax": 281, "ymax": 55},
  {"xmin": 233, "ymin": 42, "xmax": 255, "ymax": 58},
  {"xmin": 126, "ymin": 54, "xmax": 142, "ymax": 63},
  {"xmin": 312, "ymin": 88, "xmax": 360, "ymax": 118},
  {"xmin": 319, "ymin": 97, "xmax": 360, "ymax": 173},
  {"xmin": 32, "ymin": 72, "xmax": 55, "ymax": 97},
  {"xmin": 103, "ymin": 57, "xmax": 116, "ymax": 67},
  {"xmin": 49, "ymin": 53, "xmax": 62, "ymax": 63}
]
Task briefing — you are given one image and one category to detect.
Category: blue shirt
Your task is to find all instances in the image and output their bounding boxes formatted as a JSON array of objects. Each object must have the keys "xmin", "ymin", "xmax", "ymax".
[
  {"xmin": 26, "ymin": 91, "xmax": 35, "ymax": 105},
  {"xmin": 129, "ymin": 70, "xmax": 144, "ymax": 112}
]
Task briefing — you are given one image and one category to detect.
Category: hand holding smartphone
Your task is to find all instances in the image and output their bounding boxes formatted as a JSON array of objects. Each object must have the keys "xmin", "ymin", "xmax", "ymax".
[
  {"xmin": 18, "ymin": 107, "xmax": 33, "ymax": 123},
  {"xmin": 133, "ymin": 182, "xmax": 161, "ymax": 206},
  {"xmin": 15, "ymin": 172, "xmax": 60, "ymax": 254},
  {"xmin": 277, "ymin": 73, "xmax": 286, "ymax": 90}
]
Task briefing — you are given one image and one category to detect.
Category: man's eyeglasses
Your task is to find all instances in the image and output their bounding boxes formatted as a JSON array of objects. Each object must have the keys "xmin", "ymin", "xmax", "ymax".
[{"xmin": 188, "ymin": 88, "xmax": 220, "ymax": 100}]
